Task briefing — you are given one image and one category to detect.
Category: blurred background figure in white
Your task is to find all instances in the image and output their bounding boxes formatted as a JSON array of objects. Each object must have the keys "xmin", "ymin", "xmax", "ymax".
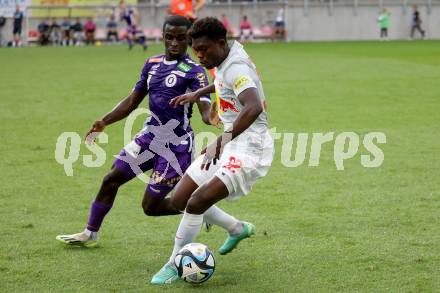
[{"xmin": 272, "ymin": 6, "xmax": 286, "ymax": 42}]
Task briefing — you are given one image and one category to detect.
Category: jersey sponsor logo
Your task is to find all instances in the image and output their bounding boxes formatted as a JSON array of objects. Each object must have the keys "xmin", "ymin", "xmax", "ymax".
[
  {"xmin": 196, "ymin": 72, "xmax": 206, "ymax": 87},
  {"xmin": 217, "ymin": 95, "xmax": 239, "ymax": 113},
  {"xmin": 222, "ymin": 156, "xmax": 242, "ymax": 173},
  {"xmin": 171, "ymin": 70, "xmax": 186, "ymax": 78},
  {"xmin": 233, "ymin": 75, "xmax": 251, "ymax": 91},
  {"xmin": 165, "ymin": 74, "xmax": 178, "ymax": 87},
  {"xmin": 149, "ymin": 57, "xmax": 163, "ymax": 63},
  {"xmin": 177, "ymin": 62, "xmax": 191, "ymax": 72}
]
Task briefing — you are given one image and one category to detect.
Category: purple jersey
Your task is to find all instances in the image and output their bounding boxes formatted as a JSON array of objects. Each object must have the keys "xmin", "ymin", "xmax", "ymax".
[
  {"xmin": 113, "ymin": 54, "xmax": 209, "ymax": 197},
  {"xmin": 121, "ymin": 9, "xmax": 135, "ymax": 26},
  {"xmin": 133, "ymin": 54, "xmax": 209, "ymax": 151}
]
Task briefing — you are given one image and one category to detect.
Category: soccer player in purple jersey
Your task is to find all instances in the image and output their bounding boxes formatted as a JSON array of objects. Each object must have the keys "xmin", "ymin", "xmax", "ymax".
[
  {"xmin": 56, "ymin": 15, "xmax": 236, "ymax": 246},
  {"xmin": 119, "ymin": 0, "xmax": 147, "ymax": 51}
]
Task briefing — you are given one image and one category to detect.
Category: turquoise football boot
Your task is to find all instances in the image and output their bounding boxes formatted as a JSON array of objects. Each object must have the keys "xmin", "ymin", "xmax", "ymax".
[
  {"xmin": 151, "ymin": 262, "xmax": 179, "ymax": 285},
  {"xmin": 219, "ymin": 222, "xmax": 256, "ymax": 255}
]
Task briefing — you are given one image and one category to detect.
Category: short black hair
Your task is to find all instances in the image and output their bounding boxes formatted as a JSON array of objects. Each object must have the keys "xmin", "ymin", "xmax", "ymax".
[
  {"xmin": 163, "ymin": 15, "xmax": 192, "ymax": 32},
  {"xmin": 188, "ymin": 17, "xmax": 227, "ymax": 41}
]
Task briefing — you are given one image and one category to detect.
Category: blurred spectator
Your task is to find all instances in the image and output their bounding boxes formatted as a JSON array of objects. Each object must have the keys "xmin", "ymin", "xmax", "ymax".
[
  {"xmin": 13, "ymin": 4, "xmax": 24, "ymax": 47},
  {"xmin": 221, "ymin": 14, "xmax": 232, "ymax": 38},
  {"xmin": 240, "ymin": 15, "xmax": 253, "ymax": 42},
  {"xmin": 106, "ymin": 14, "xmax": 119, "ymax": 43},
  {"xmin": 61, "ymin": 17, "xmax": 71, "ymax": 46},
  {"xmin": 377, "ymin": 8, "xmax": 390, "ymax": 40},
  {"xmin": 84, "ymin": 17, "xmax": 96, "ymax": 45},
  {"xmin": 70, "ymin": 18, "xmax": 84, "ymax": 46},
  {"xmin": 119, "ymin": 1, "xmax": 139, "ymax": 49},
  {"xmin": 272, "ymin": 6, "xmax": 286, "ymax": 42},
  {"xmin": 0, "ymin": 16, "xmax": 5, "ymax": 47},
  {"xmin": 37, "ymin": 19, "xmax": 50, "ymax": 46},
  {"xmin": 134, "ymin": 28, "xmax": 148, "ymax": 51},
  {"xmin": 169, "ymin": 0, "xmax": 205, "ymax": 22},
  {"xmin": 50, "ymin": 18, "xmax": 62, "ymax": 46},
  {"xmin": 410, "ymin": 5, "xmax": 425, "ymax": 39}
]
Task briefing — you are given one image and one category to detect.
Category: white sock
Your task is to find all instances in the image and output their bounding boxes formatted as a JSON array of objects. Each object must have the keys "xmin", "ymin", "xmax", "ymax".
[
  {"xmin": 168, "ymin": 212, "xmax": 203, "ymax": 264},
  {"xmin": 203, "ymin": 205, "xmax": 242, "ymax": 235},
  {"xmin": 83, "ymin": 228, "xmax": 98, "ymax": 239}
]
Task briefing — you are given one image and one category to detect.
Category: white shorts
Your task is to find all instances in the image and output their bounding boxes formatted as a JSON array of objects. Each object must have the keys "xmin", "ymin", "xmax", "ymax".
[{"xmin": 186, "ymin": 130, "xmax": 274, "ymax": 201}]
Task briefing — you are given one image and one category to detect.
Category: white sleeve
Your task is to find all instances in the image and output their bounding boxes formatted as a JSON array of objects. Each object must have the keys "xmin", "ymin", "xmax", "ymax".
[{"xmin": 224, "ymin": 63, "xmax": 257, "ymax": 97}]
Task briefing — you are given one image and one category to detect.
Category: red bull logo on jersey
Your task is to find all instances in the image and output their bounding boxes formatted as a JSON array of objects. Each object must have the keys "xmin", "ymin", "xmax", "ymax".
[
  {"xmin": 216, "ymin": 91, "xmax": 240, "ymax": 114},
  {"xmin": 223, "ymin": 156, "xmax": 242, "ymax": 173},
  {"xmin": 219, "ymin": 98, "xmax": 239, "ymax": 113}
]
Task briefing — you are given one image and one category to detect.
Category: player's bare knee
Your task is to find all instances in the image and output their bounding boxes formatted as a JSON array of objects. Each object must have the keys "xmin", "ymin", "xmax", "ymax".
[
  {"xmin": 142, "ymin": 201, "xmax": 159, "ymax": 216},
  {"xmin": 102, "ymin": 170, "xmax": 125, "ymax": 189},
  {"xmin": 171, "ymin": 195, "xmax": 186, "ymax": 212},
  {"xmin": 186, "ymin": 195, "xmax": 207, "ymax": 214}
]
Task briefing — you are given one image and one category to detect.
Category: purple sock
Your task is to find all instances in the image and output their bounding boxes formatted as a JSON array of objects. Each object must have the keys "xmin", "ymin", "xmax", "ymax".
[{"xmin": 86, "ymin": 201, "xmax": 113, "ymax": 232}]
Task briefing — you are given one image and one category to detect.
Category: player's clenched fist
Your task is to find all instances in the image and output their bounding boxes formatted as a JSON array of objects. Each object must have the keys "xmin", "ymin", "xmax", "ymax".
[{"xmin": 209, "ymin": 102, "xmax": 222, "ymax": 128}]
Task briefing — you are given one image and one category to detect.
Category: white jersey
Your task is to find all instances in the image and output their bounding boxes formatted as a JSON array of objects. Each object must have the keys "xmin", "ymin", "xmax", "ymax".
[
  {"xmin": 185, "ymin": 41, "xmax": 273, "ymax": 200},
  {"xmin": 214, "ymin": 41, "xmax": 268, "ymax": 136}
]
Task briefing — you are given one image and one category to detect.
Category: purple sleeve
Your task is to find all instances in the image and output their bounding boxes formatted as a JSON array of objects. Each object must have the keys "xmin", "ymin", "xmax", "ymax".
[
  {"xmin": 133, "ymin": 60, "xmax": 151, "ymax": 94},
  {"xmin": 190, "ymin": 67, "xmax": 210, "ymax": 102}
]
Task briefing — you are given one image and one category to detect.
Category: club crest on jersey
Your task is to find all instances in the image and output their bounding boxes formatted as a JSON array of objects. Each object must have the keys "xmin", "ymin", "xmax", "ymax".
[
  {"xmin": 177, "ymin": 62, "xmax": 191, "ymax": 72},
  {"xmin": 223, "ymin": 156, "xmax": 242, "ymax": 173},
  {"xmin": 165, "ymin": 74, "xmax": 178, "ymax": 87}
]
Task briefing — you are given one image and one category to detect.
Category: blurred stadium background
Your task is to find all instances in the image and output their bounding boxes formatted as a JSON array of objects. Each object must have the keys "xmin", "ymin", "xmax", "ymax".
[{"xmin": 0, "ymin": 0, "xmax": 439, "ymax": 46}]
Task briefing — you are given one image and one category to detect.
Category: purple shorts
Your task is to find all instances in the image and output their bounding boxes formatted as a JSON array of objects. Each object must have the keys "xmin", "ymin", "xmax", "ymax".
[
  {"xmin": 113, "ymin": 134, "xmax": 193, "ymax": 198},
  {"xmin": 127, "ymin": 25, "xmax": 137, "ymax": 35}
]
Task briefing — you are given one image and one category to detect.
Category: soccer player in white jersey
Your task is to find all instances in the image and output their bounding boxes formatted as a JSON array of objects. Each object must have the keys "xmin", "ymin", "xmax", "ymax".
[{"xmin": 151, "ymin": 17, "xmax": 274, "ymax": 284}]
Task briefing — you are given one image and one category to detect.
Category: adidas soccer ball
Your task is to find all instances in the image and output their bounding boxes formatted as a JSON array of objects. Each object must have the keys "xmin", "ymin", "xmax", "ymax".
[{"xmin": 174, "ymin": 243, "xmax": 215, "ymax": 284}]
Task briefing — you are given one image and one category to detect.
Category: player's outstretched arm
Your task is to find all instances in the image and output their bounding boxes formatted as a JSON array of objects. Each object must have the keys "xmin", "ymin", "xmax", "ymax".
[
  {"xmin": 85, "ymin": 90, "xmax": 146, "ymax": 142},
  {"xmin": 170, "ymin": 84, "xmax": 215, "ymax": 107}
]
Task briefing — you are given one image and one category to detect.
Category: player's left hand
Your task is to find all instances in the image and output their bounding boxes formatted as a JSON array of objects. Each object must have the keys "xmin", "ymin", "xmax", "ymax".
[
  {"xmin": 200, "ymin": 133, "xmax": 231, "ymax": 170},
  {"xmin": 85, "ymin": 120, "xmax": 106, "ymax": 144},
  {"xmin": 170, "ymin": 92, "xmax": 199, "ymax": 107}
]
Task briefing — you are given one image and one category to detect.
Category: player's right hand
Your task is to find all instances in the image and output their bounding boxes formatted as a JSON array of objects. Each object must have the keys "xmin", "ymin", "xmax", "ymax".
[
  {"xmin": 85, "ymin": 120, "xmax": 106, "ymax": 144},
  {"xmin": 170, "ymin": 92, "xmax": 199, "ymax": 107}
]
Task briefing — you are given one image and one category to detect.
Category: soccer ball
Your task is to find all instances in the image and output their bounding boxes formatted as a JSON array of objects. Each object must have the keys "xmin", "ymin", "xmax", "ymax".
[{"xmin": 174, "ymin": 243, "xmax": 216, "ymax": 284}]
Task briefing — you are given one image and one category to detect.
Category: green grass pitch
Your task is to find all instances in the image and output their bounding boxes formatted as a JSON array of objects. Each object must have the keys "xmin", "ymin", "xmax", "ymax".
[{"xmin": 1, "ymin": 41, "xmax": 439, "ymax": 292}]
